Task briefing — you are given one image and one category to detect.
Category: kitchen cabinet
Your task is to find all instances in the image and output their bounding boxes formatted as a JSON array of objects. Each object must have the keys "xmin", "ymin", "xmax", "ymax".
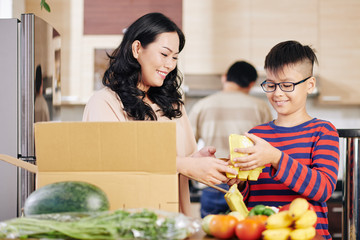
[
  {"xmin": 183, "ymin": 0, "xmax": 318, "ymax": 76},
  {"xmin": 318, "ymin": 0, "xmax": 360, "ymax": 105},
  {"xmin": 183, "ymin": 0, "xmax": 252, "ymax": 75},
  {"xmin": 248, "ymin": 0, "xmax": 318, "ymax": 73},
  {"xmin": 83, "ymin": 0, "xmax": 182, "ymax": 35}
]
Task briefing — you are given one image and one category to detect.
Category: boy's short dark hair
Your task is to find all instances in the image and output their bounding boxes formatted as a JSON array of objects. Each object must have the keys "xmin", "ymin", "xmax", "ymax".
[
  {"xmin": 264, "ymin": 40, "xmax": 318, "ymax": 75},
  {"xmin": 226, "ymin": 61, "xmax": 258, "ymax": 88}
]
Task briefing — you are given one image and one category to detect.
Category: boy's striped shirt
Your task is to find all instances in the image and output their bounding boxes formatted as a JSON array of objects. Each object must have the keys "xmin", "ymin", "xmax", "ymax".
[{"xmin": 242, "ymin": 118, "xmax": 339, "ymax": 240}]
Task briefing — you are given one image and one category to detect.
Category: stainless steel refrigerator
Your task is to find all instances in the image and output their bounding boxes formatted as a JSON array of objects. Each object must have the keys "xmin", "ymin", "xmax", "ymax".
[{"xmin": 0, "ymin": 13, "xmax": 61, "ymax": 221}]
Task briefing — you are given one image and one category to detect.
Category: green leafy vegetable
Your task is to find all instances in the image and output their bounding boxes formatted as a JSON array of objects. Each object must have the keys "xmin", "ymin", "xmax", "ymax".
[{"xmin": 0, "ymin": 209, "xmax": 200, "ymax": 240}]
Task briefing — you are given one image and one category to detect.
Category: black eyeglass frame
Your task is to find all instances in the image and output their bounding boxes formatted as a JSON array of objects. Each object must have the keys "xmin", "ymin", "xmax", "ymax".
[{"xmin": 260, "ymin": 76, "xmax": 312, "ymax": 93}]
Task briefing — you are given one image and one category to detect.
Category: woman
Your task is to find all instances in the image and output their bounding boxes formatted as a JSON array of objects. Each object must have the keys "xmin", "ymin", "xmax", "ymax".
[{"xmin": 83, "ymin": 12, "xmax": 236, "ymax": 216}]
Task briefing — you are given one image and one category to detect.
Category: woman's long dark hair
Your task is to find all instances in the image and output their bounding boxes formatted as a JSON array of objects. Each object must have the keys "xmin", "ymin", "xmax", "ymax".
[{"xmin": 102, "ymin": 12, "xmax": 185, "ymax": 120}]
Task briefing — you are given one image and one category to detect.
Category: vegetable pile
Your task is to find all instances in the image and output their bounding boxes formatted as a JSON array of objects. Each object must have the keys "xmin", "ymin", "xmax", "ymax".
[
  {"xmin": 0, "ymin": 209, "xmax": 200, "ymax": 240},
  {"xmin": 1, "ymin": 181, "xmax": 200, "ymax": 239},
  {"xmin": 201, "ymin": 204, "xmax": 278, "ymax": 240}
]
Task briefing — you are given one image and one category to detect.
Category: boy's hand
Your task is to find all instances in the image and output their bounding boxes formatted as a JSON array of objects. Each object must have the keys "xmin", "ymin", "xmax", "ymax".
[{"xmin": 232, "ymin": 132, "xmax": 282, "ymax": 170}]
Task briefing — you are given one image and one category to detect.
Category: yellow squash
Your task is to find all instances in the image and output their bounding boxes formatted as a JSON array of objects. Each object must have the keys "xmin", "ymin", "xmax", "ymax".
[
  {"xmin": 224, "ymin": 184, "xmax": 249, "ymax": 218},
  {"xmin": 227, "ymin": 134, "xmax": 264, "ymax": 180}
]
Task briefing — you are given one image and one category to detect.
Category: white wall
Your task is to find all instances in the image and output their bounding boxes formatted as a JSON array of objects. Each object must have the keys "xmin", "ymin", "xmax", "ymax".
[
  {"xmin": 306, "ymin": 99, "xmax": 360, "ymax": 129},
  {"xmin": 0, "ymin": 0, "xmax": 25, "ymax": 18},
  {"xmin": 0, "ymin": 0, "xmax": 12, "ymax": 18}
]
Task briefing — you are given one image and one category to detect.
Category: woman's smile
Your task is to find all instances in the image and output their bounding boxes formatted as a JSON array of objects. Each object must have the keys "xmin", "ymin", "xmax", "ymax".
[{"xmin": 157, "ymin": 70, "xmax": 168, "ymax": 79}]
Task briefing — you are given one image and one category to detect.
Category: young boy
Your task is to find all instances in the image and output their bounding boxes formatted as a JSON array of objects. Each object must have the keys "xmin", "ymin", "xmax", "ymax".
[{"xmin": 232, "ymin": 40, "xmax": 339, "ymax": 240}]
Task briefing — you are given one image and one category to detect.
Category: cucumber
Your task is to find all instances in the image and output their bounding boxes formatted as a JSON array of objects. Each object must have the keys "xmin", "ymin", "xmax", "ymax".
[{"xmin": 24, "ymin": 181, "xmax": 110, "ymax": 216}]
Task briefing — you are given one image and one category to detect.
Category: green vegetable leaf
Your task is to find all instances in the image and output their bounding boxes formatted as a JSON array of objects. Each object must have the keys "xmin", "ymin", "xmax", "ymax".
[
  {"xmin": 262, "ymin": 208, "xmax": 275, "ymax": 216},
  {"xmin": 0, "ymin": 209, "xmax": 197, "ymax": 240}
]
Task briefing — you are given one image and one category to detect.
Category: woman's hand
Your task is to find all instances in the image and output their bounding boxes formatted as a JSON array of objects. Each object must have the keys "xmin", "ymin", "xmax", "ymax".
[
  {"xmin": 177, "ymin": 146, "xmax": 238, "ymax": 185},
  {"xmin": 232, "ymin": 133, "xmax": 282, "ymax": 170},
  {"xmin": 191, "ymin": 146, "xmax": 216, "ymax": 158}
]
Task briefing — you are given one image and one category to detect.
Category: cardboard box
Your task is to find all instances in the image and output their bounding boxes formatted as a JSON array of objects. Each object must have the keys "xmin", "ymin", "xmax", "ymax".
[{"xmin": 33, "ymin": 121, "xmax": 179, "ymax": 212}]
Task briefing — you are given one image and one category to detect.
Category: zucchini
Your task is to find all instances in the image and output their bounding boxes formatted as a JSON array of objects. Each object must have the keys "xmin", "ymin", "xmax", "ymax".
[{"xmin": 24, "ymin": 181, "xmax": 110, "ymax": 216}]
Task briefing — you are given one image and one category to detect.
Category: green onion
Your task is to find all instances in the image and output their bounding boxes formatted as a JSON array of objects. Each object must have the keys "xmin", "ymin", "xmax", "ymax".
[{"xmin": 0, "ymin": 209, "xmax": 200, "ymax": 240}]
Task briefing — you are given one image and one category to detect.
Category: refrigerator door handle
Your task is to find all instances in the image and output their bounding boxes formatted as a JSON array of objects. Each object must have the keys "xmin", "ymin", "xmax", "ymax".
[
  {"xmin": 18, "ymin": 13, "xmax": 36, "ymax": 217},
  {"xmin": 20, "ymin": 13, "xmax": 35, "ymax": 159}
]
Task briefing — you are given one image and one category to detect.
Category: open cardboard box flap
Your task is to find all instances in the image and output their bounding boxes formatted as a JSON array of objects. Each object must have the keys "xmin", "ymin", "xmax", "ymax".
[
  {"xmin": 34, "ymin": 122, "xmax": 177, "ymax": 173},
  {"xmin": 0, "ymin": 154, "xmax": 38, "ymax": 173},
  {"xmin": 1, "ymin": 121, "xmax": 179, "ymax": 212}
]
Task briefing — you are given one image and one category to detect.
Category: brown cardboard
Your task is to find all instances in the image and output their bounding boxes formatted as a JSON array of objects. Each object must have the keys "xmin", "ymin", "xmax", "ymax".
[
  {"xmin": 34, "ymin": 121, "xmax": 179, "ymax": 212},
  {"xmin": 0, "ymin": 154, "xmax": 38, "ymax": 173}
]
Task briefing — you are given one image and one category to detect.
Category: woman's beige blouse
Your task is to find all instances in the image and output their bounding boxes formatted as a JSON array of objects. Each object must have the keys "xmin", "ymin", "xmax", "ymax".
[
  {"xmin": 82, "ymin": 87, "xmax": 197, "ymax": 214},
  {"xmin": 83, "ymin": 87, "xmax": 197, "ymax": 157}
]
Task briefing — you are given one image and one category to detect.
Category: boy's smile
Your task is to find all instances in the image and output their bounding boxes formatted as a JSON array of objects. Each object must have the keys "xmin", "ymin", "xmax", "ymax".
[{"xmin": 274, "ymin": 99, "xmax": 289, "ymax": 107}]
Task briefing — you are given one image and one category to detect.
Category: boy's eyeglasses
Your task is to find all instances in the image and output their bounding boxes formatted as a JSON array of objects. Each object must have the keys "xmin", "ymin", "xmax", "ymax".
[{"xmin": 260, "ymin": 76, "xmax": 312, "ymax": 93}]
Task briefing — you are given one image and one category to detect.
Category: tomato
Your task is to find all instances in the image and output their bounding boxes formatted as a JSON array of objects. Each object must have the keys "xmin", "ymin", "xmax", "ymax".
[
  {"xmin": 209, "ymin": 214, "xmax": 238, "ymax": 239},
  {"xmin": 308, "ymin": 203, "xmax": 316, "ymax": 212},
  {"xmin": 248, "ymin": 215, "xmax": 267, "ymax": 232},
  {"xmin": 235, "ymin": 218, "xmax": 264, "ymax": 240},
  {"xmin": 278, "ymin": 203, "xmax": 290, "ymax": 212}
]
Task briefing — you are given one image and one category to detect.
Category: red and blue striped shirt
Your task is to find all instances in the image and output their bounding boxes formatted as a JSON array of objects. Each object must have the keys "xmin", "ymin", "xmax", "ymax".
[{"xmin": 241, "ymin": 118, "xmax": 339, "ymax": 240}]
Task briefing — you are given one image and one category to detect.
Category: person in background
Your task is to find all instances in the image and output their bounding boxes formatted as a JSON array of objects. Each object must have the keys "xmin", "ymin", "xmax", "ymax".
[
  {"xmin": 82, "ymin": 12, "xmax": 237, "ymax": 216},
  {"xmin": 188, "ymin": 61, "xmax": 273, "ymax": 217},
  {"xmin": 34, "ymin": 65, "xmax": 50, "ymax": 122},
  {"xmin": 231, "ymin": 40, "xmax": 339, "ymax": 239}
]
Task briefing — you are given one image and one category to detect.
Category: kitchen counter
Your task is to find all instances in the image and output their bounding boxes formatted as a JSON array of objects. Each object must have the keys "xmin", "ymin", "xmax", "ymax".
[
  {"xmin": 0, "ymin": 231, "xmax": 325, "ymax": 240},
  {"xmin": 188, "ymin": 229, "xmax": 325, "ymax": 240}
]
